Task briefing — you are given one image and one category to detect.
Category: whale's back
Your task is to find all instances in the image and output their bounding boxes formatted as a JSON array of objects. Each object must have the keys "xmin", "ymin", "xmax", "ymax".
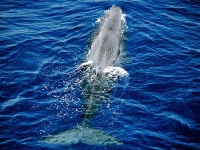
[{"xmin": 87, "ymin": 6, "xmax": 123, "ymax": 72}]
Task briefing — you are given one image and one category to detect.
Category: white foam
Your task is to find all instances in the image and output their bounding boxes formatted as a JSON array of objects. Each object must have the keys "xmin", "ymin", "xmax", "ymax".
[
  {"xmin": 121, "ymin": 14, "xmax": 126, "ymax": 24},
  {"xmin": 103, "ymin": 66, "xmax": 129, "ymax": 78},
  {"xmin": 80, "ymin": 60, "xmax": 93, "ymax": 67}
]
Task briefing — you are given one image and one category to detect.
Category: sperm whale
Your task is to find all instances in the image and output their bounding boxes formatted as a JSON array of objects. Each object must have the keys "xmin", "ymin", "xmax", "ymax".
[{"xmin": 41, "ymin": 6, "xmax": 128, "ymax": 146}]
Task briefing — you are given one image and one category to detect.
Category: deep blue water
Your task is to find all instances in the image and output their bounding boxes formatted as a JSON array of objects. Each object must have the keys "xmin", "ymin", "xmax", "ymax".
[{"xmin": 1, "ymin": 0, "xmax": 200, "ymax": 149}]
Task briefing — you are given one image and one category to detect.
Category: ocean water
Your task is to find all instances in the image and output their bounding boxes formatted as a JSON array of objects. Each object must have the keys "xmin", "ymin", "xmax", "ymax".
[{"xmin": 1, "ymin": 0, "xmax": 200, "ymax": 149}]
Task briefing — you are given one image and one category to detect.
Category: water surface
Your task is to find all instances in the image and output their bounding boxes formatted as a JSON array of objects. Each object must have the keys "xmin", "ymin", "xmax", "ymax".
[{"xmin": 1, "ymin": 0, "xmax": 200, "ymax": 149}]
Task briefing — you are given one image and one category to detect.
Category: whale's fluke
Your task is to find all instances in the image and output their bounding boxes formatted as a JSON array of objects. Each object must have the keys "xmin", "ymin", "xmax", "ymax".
[{"xmin": 41, "ymin": 127, "xmax": 122, "ymax": 146}]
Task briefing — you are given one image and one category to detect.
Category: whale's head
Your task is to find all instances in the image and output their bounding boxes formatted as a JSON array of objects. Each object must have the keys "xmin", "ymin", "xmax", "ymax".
[
  {"xmin": 110, "ymin": 6, "xmax": 122, "ymax": 16},
  {"xmin": 106, "ymin": 6, "xmax": 122, "ymax": 31},
  {"xmin": 87, "ymin": 6, "xmax": 123, "ymax": 72}
]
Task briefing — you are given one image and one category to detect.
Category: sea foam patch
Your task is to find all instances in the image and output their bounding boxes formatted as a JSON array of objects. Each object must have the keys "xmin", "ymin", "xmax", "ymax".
[{"xmin": 103, "ymin": 66, "xmax": 129, "ymax": 78}]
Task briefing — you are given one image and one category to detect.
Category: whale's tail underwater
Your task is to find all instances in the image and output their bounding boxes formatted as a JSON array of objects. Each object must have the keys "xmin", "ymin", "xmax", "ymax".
[
  {"xmin": 41, "ymin": 6, "xmax": 128, "ymax": 146},
  {"xmin": 41, "ymin": 126, "xmax": 121, "ymax": 145}
]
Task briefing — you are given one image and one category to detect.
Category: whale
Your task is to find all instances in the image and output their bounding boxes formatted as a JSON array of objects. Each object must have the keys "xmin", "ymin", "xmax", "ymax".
[{"xmin": 41, "ymin": 6, "xmax": 128, "ymax": 146}]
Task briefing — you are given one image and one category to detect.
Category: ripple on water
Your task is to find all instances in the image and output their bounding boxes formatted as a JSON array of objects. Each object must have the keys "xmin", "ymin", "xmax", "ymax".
[{"xmin": 1, "ymin": 0, "xmax": 200, "ymax": 149}]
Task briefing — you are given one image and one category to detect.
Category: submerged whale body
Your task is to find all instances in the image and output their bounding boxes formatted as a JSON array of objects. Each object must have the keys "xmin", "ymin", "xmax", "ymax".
[{"xmin": 41, "ymin": 6, "xmax": 128, "ymax": 146}]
